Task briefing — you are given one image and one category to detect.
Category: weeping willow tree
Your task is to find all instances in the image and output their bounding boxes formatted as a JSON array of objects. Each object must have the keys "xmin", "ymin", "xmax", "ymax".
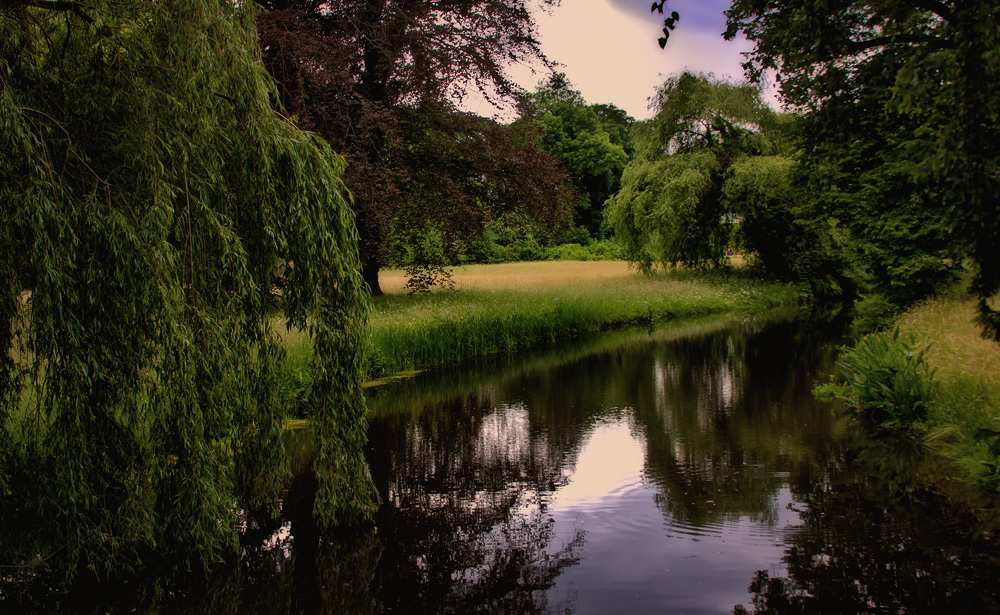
[
  {"xmin": 607, "ymin": 73, "xmax": 778, "ymax": 270},
  {"xmin": 0, "ymin": 0, "xmax": 375, "ymax": 577}
]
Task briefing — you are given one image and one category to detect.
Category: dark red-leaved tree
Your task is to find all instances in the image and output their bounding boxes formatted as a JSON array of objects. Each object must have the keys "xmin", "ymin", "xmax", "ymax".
[{"xmin": 255, "ymin": 0, "xmax": 570, "ymax": 294}]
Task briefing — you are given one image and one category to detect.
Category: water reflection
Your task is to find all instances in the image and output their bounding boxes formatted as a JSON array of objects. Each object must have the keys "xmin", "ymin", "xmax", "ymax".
[
  {"xmin": 734, "ymin": 436, "xmax": 1000, "ymax": 615},
  {"xmin": 6, "ymin": 312, "xmax": 1000, "ymax": 613},
  {"xmin": 358, "ymin": 313, "xmax": 853, "ymax": 613}
]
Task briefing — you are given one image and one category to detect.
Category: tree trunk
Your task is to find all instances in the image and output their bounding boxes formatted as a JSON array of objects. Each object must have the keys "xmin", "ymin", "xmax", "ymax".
[{"xmin": 362, "ymin": 262, "xmax": 383, "ymax": 296}]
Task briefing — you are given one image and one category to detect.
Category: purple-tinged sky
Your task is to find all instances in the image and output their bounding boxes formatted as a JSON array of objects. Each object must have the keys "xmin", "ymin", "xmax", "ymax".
[{"xmin": 474, "ymin": 0, "xmax": 778, "ymax": 120}]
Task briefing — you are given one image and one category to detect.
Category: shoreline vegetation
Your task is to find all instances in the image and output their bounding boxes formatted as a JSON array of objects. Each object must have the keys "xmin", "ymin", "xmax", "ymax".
[
  {"xmin": 820, "ymin": 285, "xmax": 1000, "ymax": 499},
  {"xmin": 898, "ymin": 290, "xmax": 1000, "ymax": 492},
  {"xmin": 277, "ymin": 260, "xmax": 802, "ymax": 388}
]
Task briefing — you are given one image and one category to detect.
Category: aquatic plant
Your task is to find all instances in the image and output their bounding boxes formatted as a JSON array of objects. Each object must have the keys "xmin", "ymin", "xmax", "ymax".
[{"xmin": 818, "ymin": 327, "xmax": 936, "ymax": 430}]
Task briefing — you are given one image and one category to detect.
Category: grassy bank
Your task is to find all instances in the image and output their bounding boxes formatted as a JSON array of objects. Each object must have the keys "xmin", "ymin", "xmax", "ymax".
[
  {"xmin": 275, "ymin": 261, "xmax": 800, "ymax": 383},
  {"xmin": 824, "ymin": 288, "xmax": 1000, "ymax": 492},
  {"xmin": 896, "ymin": 291, "xmax": 1000, "ymax": 490}
]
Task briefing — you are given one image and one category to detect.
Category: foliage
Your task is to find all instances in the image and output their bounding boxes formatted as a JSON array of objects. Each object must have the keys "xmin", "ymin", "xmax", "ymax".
[
  {"xmin": 817, "ymin": 328, "xmax": 935, "ymax": 430},
  {"xmin": 518, "ymin": 73, "xmax": 632, "ymax": 238},
  {"xmin": 722, "ymin": 156, "xmax": 796, "ymax": 275},
  {"xmin": 0, "ymin": 0, "xmax": 374, "ymax": 578},
  {"xmin": 724, "ymin": 0, "xmax": 1000, "ymax": 338},
  {"xmin": 255, "ymin": 0, "xmax": 568, "ymax": 293},
  {"xmin": 609, "ymin": 147, "xmax": 724, "ymax": 270},
  {"xmin": 458, "ymin": 212, "xmax": 551, "ymax": 265},
  {"xmin": 607, "ymin": 73, "xmax": 785, "ymax": 272},
  {"xmin": 789, "ymin": 44, "xmax": 963, "ymax": 319},
  {"xmin": 545, "ymin": 241, "xmax": 623, "ymax": 262},
  {"xmin": 892, "ymin": 292, "xmax": 1000, "ymax": 491},
  {"xmin": 391, "ymin": 101, "xmax": 574, "ymax": 277}
]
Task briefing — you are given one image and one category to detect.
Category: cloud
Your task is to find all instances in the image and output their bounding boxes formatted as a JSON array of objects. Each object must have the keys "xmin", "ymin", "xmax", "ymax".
[
  {"xmin": 467, "ymin": 0, "xmax": 775, "ymax": 121},
  {"xmin": 510, "ymin": 0, "xmax": 754, "ymax": 119}
]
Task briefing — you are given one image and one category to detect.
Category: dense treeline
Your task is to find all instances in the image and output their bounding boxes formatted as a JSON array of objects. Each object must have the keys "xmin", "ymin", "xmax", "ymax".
[{"xmin": 616, "ymin": 0, "xmax": 998, "ymax": 335}]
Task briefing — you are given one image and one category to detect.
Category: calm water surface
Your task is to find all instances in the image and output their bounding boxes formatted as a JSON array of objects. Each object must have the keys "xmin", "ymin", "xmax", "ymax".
[
  {"xmin": 363, "ymin": 314, "xmax": 845, "ymax": 614},
  {"xmin": 10, "ymin": 313, "xmax": 1000, "ymax": 614}
]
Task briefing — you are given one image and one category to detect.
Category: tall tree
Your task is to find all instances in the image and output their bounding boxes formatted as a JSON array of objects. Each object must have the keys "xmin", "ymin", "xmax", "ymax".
[
  {"xmin": 519, "ymin": 73, "xmax": 632, "ymax": 239},
  {"xmin": 607, "ymin": 73, "xmax": 780, "ymax": 270},
  {"xmin": 724, "ymin": 0, "xmax": 1000, "ymax": 334},
  {"xmin": 1, "ymin": 0, "xmax": 374, "ymax": 578},
  {"xmin": 255, "ymin": 0, "xmax": 560, "ymax": 294}
]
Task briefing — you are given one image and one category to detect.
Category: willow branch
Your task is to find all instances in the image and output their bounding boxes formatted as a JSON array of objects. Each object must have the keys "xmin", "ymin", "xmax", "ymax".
[{"xmin": 2, "ymin": 0, "xmax": 94, "ymax": 22}]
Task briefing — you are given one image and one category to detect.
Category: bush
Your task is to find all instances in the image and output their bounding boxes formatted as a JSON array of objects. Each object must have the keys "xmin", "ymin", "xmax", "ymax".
[
  {"xmin": 816, "ymin": 327, "xmax": 936, "ymax": 430},
  {"xmin": 852, "ymin": 292, "xmax": 898, "ymax": 332},
  {"xmin": 544, "ymin": 240, "xmax": 623, "ymax": 261}
]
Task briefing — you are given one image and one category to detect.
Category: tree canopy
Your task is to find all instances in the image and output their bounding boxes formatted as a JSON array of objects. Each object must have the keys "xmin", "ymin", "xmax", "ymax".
[
  {"xmin": 607, "ymin": 73, "xmax": 787, "ymax": 271},
  {"xmin": 519, "ymin": 73, "xmax": 632, "ymax": 239},
  {"xmin": 255, "ymin": 0, "xmax": 566, "ymax": 293},
  {"xmin": 1, "ymin": 0, "xmax": 374, "ymax": 577},
  {"xmin": 724, "ymin": 0, "xmax": 1000, "ymax": 333}
]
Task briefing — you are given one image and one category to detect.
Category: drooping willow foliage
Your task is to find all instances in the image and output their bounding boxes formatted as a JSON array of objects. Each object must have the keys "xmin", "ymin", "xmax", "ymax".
[{"xmin": 0, "ymin": 0, "xmax": 375, "ymax": 577}]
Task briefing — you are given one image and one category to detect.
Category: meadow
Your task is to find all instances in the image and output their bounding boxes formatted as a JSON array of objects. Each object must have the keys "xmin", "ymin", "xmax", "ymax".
[{"xmin": 279, "ymin": 260, "xmax": 801, "ymax": 385}]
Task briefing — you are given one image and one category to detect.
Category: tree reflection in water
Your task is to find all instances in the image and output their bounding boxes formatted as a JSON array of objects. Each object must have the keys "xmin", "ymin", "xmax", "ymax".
[
  {"xmin": 9, "ymin": 311, "xmax": 1000, "ymax": 613},
  {"xmin": 366, "ymin": 392, "xmax": 585, "ymax": 613},
  {"xmin": 733, "ymin": 436, "xmax": 1000, "ymax": 615}
]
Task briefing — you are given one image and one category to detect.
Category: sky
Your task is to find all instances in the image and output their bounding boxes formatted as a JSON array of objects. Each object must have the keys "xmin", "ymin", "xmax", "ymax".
[{"xmin": 475, "ymin": 0, "xmax": 773, "ymax": 121}]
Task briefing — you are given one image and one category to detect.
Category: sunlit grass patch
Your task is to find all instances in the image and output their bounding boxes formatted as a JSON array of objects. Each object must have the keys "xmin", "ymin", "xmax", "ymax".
[
  {"xmin": 898, "ymin": 291, "xmax": 1000, "ymax": 385},
  {"xmin": 367, "ymin": 261, "xmax": 799, "ymax": 378}
]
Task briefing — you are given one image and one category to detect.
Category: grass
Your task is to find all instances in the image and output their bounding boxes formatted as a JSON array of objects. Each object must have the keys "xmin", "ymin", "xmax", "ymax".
[
  {"xmin": 895, "ymin": 289, "xmax": 1000, "ymax": 489},
  {"xmin": 280, "ymin": 260, "xmax": 800, "ymax": 383}
]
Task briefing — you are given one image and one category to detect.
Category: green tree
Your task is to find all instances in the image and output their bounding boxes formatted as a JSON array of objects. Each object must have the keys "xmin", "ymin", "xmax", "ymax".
[
  {"xmin": 606, "ymin": 73, "xmax": 778, "ymax": 270},
  {"xmin": 520, "ymin": 73, "xmax": 631, "ymax": 239},
  {"xmin": 0, "ymin": 0, "xmax": 374, "ymax": 578},
  {"xmin": 392, "ymin": 100, "xmax": 574, "ymax": 285},
  {"xmin": 724, "ymin": 0, "xmax": 1000, "ymax": 335}
]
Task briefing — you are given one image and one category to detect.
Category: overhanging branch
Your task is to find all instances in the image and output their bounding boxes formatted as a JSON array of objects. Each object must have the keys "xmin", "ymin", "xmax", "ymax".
[{"xmin": 844, "ymin": 32, "xmax": 951, "ymax": 54}]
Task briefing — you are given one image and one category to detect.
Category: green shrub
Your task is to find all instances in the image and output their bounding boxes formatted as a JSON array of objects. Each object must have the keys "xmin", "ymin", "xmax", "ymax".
[
  {"xmin": 546, "ymin": 243, "xmax": 592, "ymax": 261},
  {"xmin": 852, "ymin": 292, "xmax": 898, "ymax": 332},
  {"xmin": 818, "ymin": 327, "xmax": 936, "ymax": 430},
  {"xmin": 544, "ymin": 240, "xmax": 623, "ymax": 261}
]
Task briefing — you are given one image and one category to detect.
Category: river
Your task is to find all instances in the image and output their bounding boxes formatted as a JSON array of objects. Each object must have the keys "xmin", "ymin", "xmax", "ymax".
[{"xmin": 9, "ymin": 312, "xmax": 1000, "ymax": 614}]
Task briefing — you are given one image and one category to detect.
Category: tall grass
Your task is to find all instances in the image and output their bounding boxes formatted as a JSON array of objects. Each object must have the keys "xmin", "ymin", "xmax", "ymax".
[
  {"xmin": 299, "ymin": 261, "xmax": 799, "ymax": 381},
  {"xmin": 895, "ymin": 290, "xmax": 1000, "ymax": 490},
  {"xmin": 825, "ymin": 287, "xmax": 1000, "ymax": 491}
]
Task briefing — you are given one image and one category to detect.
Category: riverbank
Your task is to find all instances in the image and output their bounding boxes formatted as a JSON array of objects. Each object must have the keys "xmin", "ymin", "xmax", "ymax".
[
  {"xmin": 366, "ymin": 261, "xmax": 800, "ymax": 380},
  {"xmin": 823, "ymin": 286, "xmax": 1000, "ymax": 494},
  {"xmin": 896, "ymin": 290, "xmax": 1000, "ymax": 491},
  {"xmin": 278, "ymin": 261, "xmax": 802, "ymax": 385}
]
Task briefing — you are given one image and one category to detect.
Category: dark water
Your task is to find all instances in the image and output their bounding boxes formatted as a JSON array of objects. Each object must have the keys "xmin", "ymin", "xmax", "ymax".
[{"xmin": 8, "ymin": 313, "xmax": 1000, "ymax": 613}]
